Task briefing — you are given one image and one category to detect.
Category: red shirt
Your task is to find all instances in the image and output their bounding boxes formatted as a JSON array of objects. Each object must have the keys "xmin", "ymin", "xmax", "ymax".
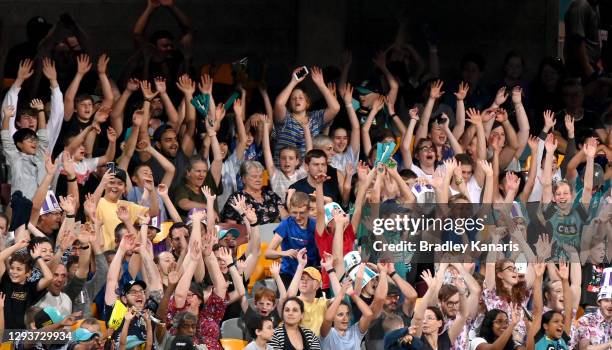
[{"xmin": 314, "ymin": 223, "xmax": 356, "ymax": 289}]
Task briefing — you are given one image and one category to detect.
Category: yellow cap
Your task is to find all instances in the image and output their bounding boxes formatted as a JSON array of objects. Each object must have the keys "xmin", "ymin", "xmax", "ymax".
[{"xmin": 303, "ymin": 267, "xmax": 322, "ymax": 283}]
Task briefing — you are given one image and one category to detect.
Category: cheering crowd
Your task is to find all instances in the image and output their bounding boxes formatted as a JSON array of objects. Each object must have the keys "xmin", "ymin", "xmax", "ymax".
[{"xmin": 0, "ymin": 0, "xmax": 612, "ymax": 349}]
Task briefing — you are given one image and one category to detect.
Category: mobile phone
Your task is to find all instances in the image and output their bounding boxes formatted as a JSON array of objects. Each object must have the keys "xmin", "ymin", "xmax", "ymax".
[
  {"xmin": 294, "ymin": 66, "xmax": 309, "ymax": 80},
  {"xmin": 106, "ymin": 162, "xmax": 116, "ymax": 174}
]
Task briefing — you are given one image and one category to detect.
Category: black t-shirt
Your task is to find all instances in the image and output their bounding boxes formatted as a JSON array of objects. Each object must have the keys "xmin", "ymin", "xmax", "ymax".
[
  {"xmin": 242, "ymin": 304, "xmax": 281, "ymax": 341},
  {"xmin": 289, "ymin": 177, "xmax": 340, "ymax": 204},
  {"xmin": 581, "ymin": 261, "xmax": 611, "ymax": 307},
  {"xmin": 554, "ymin": 109, "xmax": 604, "ymax": 143},
  {"xmin": 0, "ymin": 273, "xmax": 46, "ymax": 329},
  {"xmin": 367, "ymin": 310, "xmax": 412, "ymax": 341},
  {"xmin": 420, "ymin": 330, "xmax": 452, "ymax": 350},
  {"xmin": 351, "ymin": 294, "xmax": 374, "ymax": 322},
  {"xmin": 53, "ymin": 117, "xmax": 110, "ymax": 159},
  {"xmin": 132, "ymin": 148, "xmax": 190, "ymax": 191}
]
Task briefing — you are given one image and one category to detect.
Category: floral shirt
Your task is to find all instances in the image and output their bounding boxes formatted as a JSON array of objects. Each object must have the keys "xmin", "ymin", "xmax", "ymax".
[
  {"xmin": 166, "ymin": 293, "xmax": 228, "ymax": 350},
  {"xmin": 221, "ymin": 189, "xmax": 282, "ymax": 225},
  {"xmin": 570, "ymin": 308, "xmax": 612, "ymax": 349},
  {"xmin": 482, "ymin": 287, "xmax": 530, "ymax": 346}
]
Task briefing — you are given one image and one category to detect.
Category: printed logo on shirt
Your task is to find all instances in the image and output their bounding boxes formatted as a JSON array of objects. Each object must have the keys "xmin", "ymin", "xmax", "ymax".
[{"xmin": 11, "ymin": 291, "xmax": 27, "ymax": 301}]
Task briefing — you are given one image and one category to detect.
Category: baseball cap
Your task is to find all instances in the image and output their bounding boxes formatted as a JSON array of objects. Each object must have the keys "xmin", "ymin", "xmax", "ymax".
[
  {"xmin": 34, "ymin": 307, "xmax": 64, "ymax": 329},
  {"xmin": 73, "ymin": 328, "xmax": 99, "ymax": 342},
  {"xmin": 125, "ymin": 335, "xmax": 145, "ymax": 349},
  {"xmin": 343, "ymin": 251, "xmax": 362, "ymax": 274},
  {"xmin": 217, "ymin": 225, "xmax": 240, "ymax": 240},
  {"xmin": 356, "ymin": 78, "xmax": 383, "ymax": 95},
  {"xmin": 40, "ymin": 190, "xmax": 62, "ymax": 215},
  {"xmin": 122, "ymin": 280, "xmax": 147, "ymax": 296},
  {"xmin": 303, "ymin": 267, "xmax": 322, "ymax": 283},
  {"xmin": 27, "ymin": 16, "xmax": 52, "ymax": 35},
  {"xmin": 324, "ymin": 202, "xmax": 345, "ymax": 226}
]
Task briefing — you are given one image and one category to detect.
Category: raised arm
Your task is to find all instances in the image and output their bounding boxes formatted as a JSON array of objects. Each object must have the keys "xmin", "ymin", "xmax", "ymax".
[
  {"xmin": 321, "ymin": 280, "xmax": 352, "ymax": 337},
  {"xmin": 64, "ymin": 54, "xmax": 92, "ymax": 120},
  {"xmin": 110, "ymin": 79, "xmax": 140, "ymax": 136},
  {"xmin": 373, "ymin": 51, "xmax": 399, "ymax": 108},
  {"xmin": 511, "ymin": 87, "xmax": 530, "ymax": 158},
  {"xmin": 204, "ymin": 229, "xmax": 229, "ymax": 298},
  {"xmin": 174, "ymin": 239, "xmax": 200, "ymax": 308},
  {"xmin": 361, "ymin": 95, "xmax": 386, "ymax": 156},
  {"xmin": 132, "ymin": 0, "xmax": 158, "ymax": 47},
  {"xmin": 581, "ymin": 137, "xmax": 596, "ymax": 207},
  {"xmin": 400, "ymin": 108, "xmax": 419, "ymax": 169},
  {"xmin": 541, "ymin": 133, "xmax": 558, "ymax": 205},
  {"xmin": 153, "ymin": 76, "xmax": 179, "ymax": 128},
  {"xmin": 415, "ymin": 80, "xmax": 444, "ymax": 142},
  {"xmin": 262, "ymin": 114, "xmax": 276, "ymax": 178},
  {"xmin": 286, "ymin": 248, "xmax": 308, "ymax": 297},
  {"xmin": 97, "ymin": 54, "xmax": 114, "ymax": 108},
  {"xmin": 105, "ymin": 235, "xmax": 135, "ymax": 306},
  {"xmin": 342, "ymin": 84, "xmax": 362, "ymax": 155},
  {"xmin": 2, "ymin": 59, "xmax": 34, "ymax": 134},
  {"xmin": 233, "ymin": 98, "xmax": 248, "ymax": 160},
  {"xmin": 97, "ymin": 127, "xmax": 118, "ymax": 165},
  {"xmin": 274, "ymin": 68, "xmax": 307, "ymax": 124},
  {"xmin": 218, "ymin": 246, "xmax": 246, "ymax": 303},
  {"xmin": 452, "ymin": 82, "xmax": 469, "ymax": 139},
  {"xmin": 31, "ymin": 243, "xmax": 53, "ymax": 291},
  {"xmin": 310, "ymin": 66, "xmax": 340, "ymax": 124}
]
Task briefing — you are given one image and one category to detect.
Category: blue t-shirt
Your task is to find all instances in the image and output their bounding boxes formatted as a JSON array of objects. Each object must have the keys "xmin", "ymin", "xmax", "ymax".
[{"xmin": 275, "ymin": 216, "xmax": 319, "ymax": 275}]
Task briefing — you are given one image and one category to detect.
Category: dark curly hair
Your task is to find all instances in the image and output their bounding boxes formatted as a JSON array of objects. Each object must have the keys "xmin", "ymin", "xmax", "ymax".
[{"xmin": 478, "ymin": 309, "xmax": 514, "ymax": 350}]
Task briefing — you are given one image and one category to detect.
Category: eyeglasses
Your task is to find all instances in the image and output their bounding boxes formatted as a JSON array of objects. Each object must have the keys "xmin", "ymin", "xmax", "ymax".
[
  {"xmin": 418, "ymin": 146, "xmax": 434, "ymax": 152},
  {"xmin": 445, "ymin": 300, "xmax": 460, "ymax": 307},
  {"xmin": 502, "ymin": 266, "xmax": 517, "ymax": 273},
  {"xmin": 128, "ymin": 289, "xmax": 146, "ymax": 295}
]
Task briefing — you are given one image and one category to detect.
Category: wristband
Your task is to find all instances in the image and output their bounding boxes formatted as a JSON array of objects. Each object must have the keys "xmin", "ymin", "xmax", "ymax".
[
  {"xmin": 326, "ymin": 268, "xmax": 336, "ymax": 274},
  {"xmin": 227, "ymin": 261, "xmax": 236, "ymax": 269},
  {"xmin": 66, "ymin": 214, "xmax": 76, "ymax": 219},
  {"xmin": 390, "ymin": 113, "xmax": 398, "ymax": 118},
  {"xmin": 67, "ymin": 177, "xmax": 77, "ymax": 182},
  {"xmin": 36, "ymin": 109, "xmax": 45, "ymax": 113},
  {"xmin": 389, "ymin": 271, "xmax": 397, "ymax": 278},
  {"xmin": 33, "ymin": 256, "xmax": 42, "ymax": 262}
]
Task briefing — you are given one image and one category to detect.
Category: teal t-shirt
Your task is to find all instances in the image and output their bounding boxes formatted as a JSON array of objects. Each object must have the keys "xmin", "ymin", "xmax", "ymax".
[
  {"xmin": 543, "ymin": 202, "xmax": 589, "ymax": 260},
  {"xmin": 534, "ymin": 332, "xmax": 570, "ymax": 350}
]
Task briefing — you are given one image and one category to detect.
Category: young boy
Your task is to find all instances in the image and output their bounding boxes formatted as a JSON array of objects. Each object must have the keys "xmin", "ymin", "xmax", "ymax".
[
  {"xmin": 289, "ymin": 149, "xmax": 340, "ymax": 203},
  {"xmin": 0, "ymin": 239, "xmax": 53, "ymax": 329},
  {"xmin": 244, "ymin": 315, "xmax": 275, "ymax": 350},
  {"xmin": 262, "ymin": 115, "xmax": 308, "ymax": 201},
  {"xmin": 265, "ymin": 192, "xmax": 319, "ymax": 288}
]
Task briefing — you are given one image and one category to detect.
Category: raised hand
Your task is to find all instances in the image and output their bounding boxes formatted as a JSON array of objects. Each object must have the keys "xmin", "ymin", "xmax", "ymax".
[
  {"xmin": 94, "ymin": 106, "xmax": 111, "ymax": 124},
  {"xmin": 534, "ymin": 234, "xmax": 552, "ymax": 260},
  {"xmin": 583, "ymin": 137, "xmax": 598, "ymax": 158},
  {"xmin": 190, "ymin": 208, "xmax": 206, "ymax": 225},
  {"xmin": 543, "ymin": 110, "xmax": 556, "ymax": 130},
  {"xmin": 494, "ymin": 87, "xmax": 508, "ymax": 106},
  {"xmin": 505, "ymin": 172, "xmax": 520, "ymax": 192},
  {"xmin": 443, "ymin": 157, "xmax": 458, "ymax": 175},
  {"xmin": 527, "ymin": 135, "xmax": 539, "ymax": 154},
  {"xmin": 154, "ymin": 76, "xmax": 167, "ymax": 94},
  {"xmin": 198, "ymin": 74, "xmax": 213, "ymax": 94},
  {"xmin": 494, "ymin": 108, "xmax": 508, "ymax": 123},
  {"xmin": 2, "ymin": 105, "xmax": 15, "ymax": 119},
  {"xmin": 544, "ymin": 133, "xmax": 557, "ymax": 153},
  {"xmin": 44, "ymin": 153, "xmax": 57, "ymax": 175},
  {"xmin": 297, "ymin": 247, "xmax": 308, "ymax": 266},
  {"xmin": 232, "ymin": 98, "xmax": 244, "ymax": 119},
  {"xmin": 429, "ymin": 80, "xmax": 445, "ymax": 99},
  {"xmin": 321, "ymin": 252, "xmax": 334, "ymax": 271},
  {"xmin": 420, "ymin": 269, "xmax": 435, "ymax": 288},
  {"xmin": 30, "ymin": 99, "xmax": 44, "ymax": 111},
  {"xmin": 157, "ymin": 183, "xmax": 169, "ymax": 197},
  {"xmin": 59, "ymin": 195, "xmax": 76, "ymax": 215},
  {"xmin": 270, "ymin": 261, "xmax": 281, "ymax": 277},
  {"xmin": 124, "ymin": 307, "xmax": 137, "ymax": 322},
  {"xmin": 218, "ymin": 246, "xmax": 234, "ymax": 266},
  {"xmin": 97, "ymin": 54, "xmax": 110, "ymax": 75},
  {"xmin": 76, "ymin": 54, "xmax": 92, "ymax": 76},
  {"xmin": 409, "ymin": 107, "xmax": 419, "ymax": 121},
  {"xmin": 176, "ymin": 74, "xmax": 195, "ymax": 96},
  {"xmin": 490, "ymin": 134, "xmax": 503, "ymax": 154},
  {"xmin": 310, "ymin": 66, "xmax": 325, "ymax": 86},
  {"xmin": 201, "ymin": 186, "xmax": 217, "ymax": 202},
  {"xmin": 83, "ymin": 194, "xmax": 97, "ymax": 221},
  {"xmin": 17, "ymin": 59, "xmax": 34, "ymax": 81},
  {"xmin": 189, "ymin": 241, "xmax": 201, "ymax": 261},
  {"xmin": 564, "ymin": 114, "xmax": 574, "ymax": 136},
  {"xmin": 127, "ymin": 78, "xmax": 141, "ymax": 92},
  {"xmin": 372, "ymin": 95, "xmax": 386, "ymax": 113},
  {"xmin": 167, "ymin": 262, "xmax": 180, "ymax": 284},
  {"xmin": 342, "ymin": 83, "xmax": 354, "ymax": 106},
  {"xmin": 140, "ymin": 80, "xmax": 158, "ymax": 100},
  {"xmin": 557, "ymin": 260, "xmax": 570, "ymax": 280},
  {"xmin": 466, "ymin": 108, "xmax": 483, "ymax": 125},
  {"xmin": 30, "ymin": 243, "xmax": 43, "ymax": 259},
  {"xmin": 116, "ymin": 205, "xmax": 131, "ymax": 224},
  {"xmin": 454, "ymin": 81, "xmax": 469, "ymax": 101},
  {"xmin": 42, "ymin": 58, "xmax": 57, "ymax": 82},
  {"xmin": 291, "ymin": 67, "xmax": 307, "ymax": 84},
  {"xmin": 511, "ymin": 86, "xmax": 522, "ymax": 104}
]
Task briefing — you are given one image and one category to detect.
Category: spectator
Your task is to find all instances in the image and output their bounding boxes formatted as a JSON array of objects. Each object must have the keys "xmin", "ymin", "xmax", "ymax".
[{"xmin": 269, "ymin": 297, "xmax": 321, "ymax": 350}]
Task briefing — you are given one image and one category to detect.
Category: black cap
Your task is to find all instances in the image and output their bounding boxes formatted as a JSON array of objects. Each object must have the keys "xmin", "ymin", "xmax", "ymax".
[
  {"xmin": 122, "ymin": 280, "xmax": 147, "ymax": 296},
  {"xmin": 113, "ymin": 168, "xmax": 127, "ymax": 183},
  {"xmin": 170, "ymin": 335, "xmax": 195, "ymax": 350},
  {"xmin": 13, "ymin": 127, "xmax": 38, "ymax": 144},
  {"xmin": 356, "ymin": 77, "xmax": 383, "ymax": 95},
  {"xmin": 27, "ymin": 16, "xmax": 52, "ymax": 35}
]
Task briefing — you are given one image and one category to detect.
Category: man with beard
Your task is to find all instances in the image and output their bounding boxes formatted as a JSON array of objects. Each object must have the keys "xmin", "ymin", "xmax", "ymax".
[{"xmin": 105, "ymin": 234, "xmax": 163, "ymax": 349}]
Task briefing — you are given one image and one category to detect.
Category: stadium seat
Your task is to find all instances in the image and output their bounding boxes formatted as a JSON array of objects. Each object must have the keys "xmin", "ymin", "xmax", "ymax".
[
  {"xmin": 220, "ymin": 318, "xmax": 249, "ymax": 340},
  {"xmin": 237, "ymin": 242, "xmax": 280, "ymax": 293},
  {"xmin": 220, "ymin": 338, "xmax": 248, "ymax": 350},
  {"xmin": 251, "ymin": 278, "xmax": 279, "ymax": 298}
]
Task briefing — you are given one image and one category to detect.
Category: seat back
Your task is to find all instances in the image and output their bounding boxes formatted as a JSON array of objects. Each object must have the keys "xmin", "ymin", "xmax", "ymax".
[{"xmin": 220, "ymin": 318, "xmax": 249, "ymax": 340}]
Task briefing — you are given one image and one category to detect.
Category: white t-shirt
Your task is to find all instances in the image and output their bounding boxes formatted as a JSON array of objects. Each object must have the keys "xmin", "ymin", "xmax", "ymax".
[
  {"xmin": 450, "ymin": 176, "xmax": 482, "ymax": 203},
  {"xmin": 321, "ymin": 323, "xmax": 365, "ymax": 350},
  {"xmin": 469, "ymin": 337, "xmax": 488, "ymax": 350},
  {"xmin": 331, "ymin": 147, "xmax": 358, "ymax": 173},
  {"xmin": 52, "ymin": 151, "xmax": 100, "ymax": 190},
  {"xmin": 244, "ymin": 341, "xmax": 273, "ymax": 350},
  {"xmin": 36, "ymin": 292, "xmax": 72, "ymax": 317},
  {"xmin": 410, "ymin": 164, "xmax": 434, "ymax": 180}
]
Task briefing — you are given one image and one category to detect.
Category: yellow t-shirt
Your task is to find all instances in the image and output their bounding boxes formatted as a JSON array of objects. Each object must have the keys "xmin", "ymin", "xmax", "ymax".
[
  {"xmin": 96, "ymin": 198, "xmax": 148, "ymax": 251},
  {"xmin": 300, "ymin": 297, "xmax": 327, "ymax": 336}
]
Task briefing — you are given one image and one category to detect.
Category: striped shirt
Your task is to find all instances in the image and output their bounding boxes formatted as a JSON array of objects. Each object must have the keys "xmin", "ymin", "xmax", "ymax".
[
  {"xmin": 218, "ymin": 151, "xmax": 242, "ymax": 209},
  {"xmin": 331, "ymin": 147, "xmax": 358, "ymax": 173},
  {"xmin": 270, "ymin": 325, "xmax": 321, "ymax": 350},
  {"xmin": 274, "ymin": 109, "xmax": 326, "ymax": 166}
]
